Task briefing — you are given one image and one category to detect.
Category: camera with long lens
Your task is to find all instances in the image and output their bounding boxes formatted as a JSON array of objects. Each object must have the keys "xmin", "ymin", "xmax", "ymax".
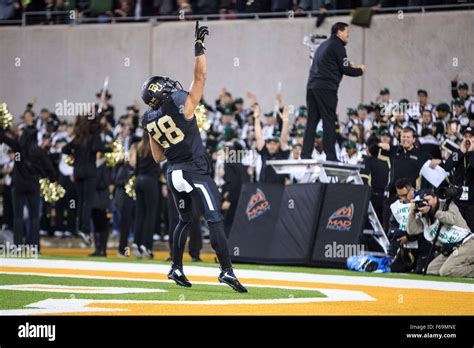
[
  {"xmin": 413, "ymin": 196, "xmax": 428, "ymax": 210},
  {"xmin": 436, "ymin": 185, "xmax": 463, "ymax": 201}
]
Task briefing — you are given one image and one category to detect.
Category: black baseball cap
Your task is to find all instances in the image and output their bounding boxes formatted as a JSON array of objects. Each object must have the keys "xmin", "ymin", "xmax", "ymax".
[
  {"xmin": 436, "ymin": 103, "xmax": 450, "ymax": 113},
  {"xmin": 462, "ymin": 127, "xmax": 474, "ymax": 136},
  {"xmin": 417, "ymin": 188, "xmax": 435, "ymax": 199},
  {"xmin": 453, "ymin": 98, "xmax": 465, "ymax": 106},
  {"xmin": 347, "ymin": 108, "xmax": 358, "ymax": 116},
  {"xmin": 417, "ymin": 89, "xmax": 428, "ymax": 97}
]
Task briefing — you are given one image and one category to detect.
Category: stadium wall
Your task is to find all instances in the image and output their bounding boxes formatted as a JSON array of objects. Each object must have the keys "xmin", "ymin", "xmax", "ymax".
[{"xmin": 0, "ymin": 11, "xmax": 472, "ymax": 120}]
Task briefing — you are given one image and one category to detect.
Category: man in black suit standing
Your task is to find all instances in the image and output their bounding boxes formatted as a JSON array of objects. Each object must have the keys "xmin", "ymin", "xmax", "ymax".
[{"xmin": 302, "ymin": 22, "xmax": 365, "ymax": 161}]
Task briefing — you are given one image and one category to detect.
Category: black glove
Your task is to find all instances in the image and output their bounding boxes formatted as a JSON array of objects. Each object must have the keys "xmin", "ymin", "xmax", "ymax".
[{"xmin": 194, "ymin": 20, "xmax": 209, "ymax": 57}]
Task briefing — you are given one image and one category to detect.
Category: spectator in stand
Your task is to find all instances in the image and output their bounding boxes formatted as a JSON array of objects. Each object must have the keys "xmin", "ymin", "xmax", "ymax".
[
  {"xmin": 51, "ymin": 123, "xmax": 77, "ymax": 238},
  {"xmin": 295, "ymin": 0, "xmax": 336, "ymax": 27},
  {"xmin": 176, "ymin": 0, "xmax": 192, "ymax": 14},
  {"xmin": 254, "ymin": 102, "xmax": 290, "ymax": 184},
  {"xmin": 235, "ymin": 0, "xmax": 271, "ymax": 13},
  {"xmin": 451, "ymin": 75, "xmax": 474, "ymax": 118},
  {"xmin": 407, "ymin": 188, "xmax": 473, "ymax": 278},
  {"xmin": 129, "ymin": 132, "xmax": 160, "ymax": 259},
  {"xmin": 452, "ymin": 97, "xmax": 469, "ymax": 130},
  {"xmin": 311, "ymin": 131, "xmax": 325, "ymax": 161},
  {"xmin": 417, "ymin": 89, "xmax": 435, "ymax": 116},
  {"xmin": 338, "ymin": 139, "xmax": 359, "ymax": 165},
  {"xmin": 361, "ymin": 144, "xmax": 389, "ymax": 223},
  {"xmin": 418, "ymin": 128, "xmax": 441, "ymax": 160},
  {"xmin": 430, "ymin": 127, "xmax": 474, "ymax": 231},
  {"xmin": 133, "ymin": 0, "xmax": 156, "ymax": 17},
  {"xmin": 113, "ymin": 0, "xmax": 133, "ymax": 17},
  {"xmin": 0, "ymin": 0, "xmax": 20, "ymax": 19},
  {"xmin": 388, "ymin": 178, "xmax": 432, "ymax": 273},
  {"xmin": 95, "ymin": 89, "xmax": 115, "ymax": 128},
  {"xmin": 90, "ymin": 152, "xmax": 112, "ymax": 257},
  {"xmin": 378, "ymin": 126, "xmax": 431, "ymax": 232},
  {"xmin": 62, "ymin": 116, "xmax": 109, "ymax": 247},
  {"xmin": 433, "ymin": 103, "xmax": 451, "ymax": 141},
  {"xmin": 221, "ymin": 142, "xmax": 250, "ymax": 236},
  {"xmin": 0, "ymin": 148, "xmax": 14, "ymax": 231},
  {"xmin": 418, "ymin": 109, "xmax": 434, "ymax": 135},
  {"xmin": 446, "ymin": 119, "xmax": 463, "ymax": 144},
  {"xmin": 0, "ymin": 126, "xmax": 57, "ymax": 251}
]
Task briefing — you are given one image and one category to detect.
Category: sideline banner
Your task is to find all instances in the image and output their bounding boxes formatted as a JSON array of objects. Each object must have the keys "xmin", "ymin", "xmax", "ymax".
[
  {"xmin": 228, "ymin": 183, "xmax": 370, "ymax": 267},
  {"xmin": 228, "ymin": 183, "xmax": 285, "ymax": 263},
  {"xmin": 310, "ymin": 184, "xmax": 371, "ymax": 268}
]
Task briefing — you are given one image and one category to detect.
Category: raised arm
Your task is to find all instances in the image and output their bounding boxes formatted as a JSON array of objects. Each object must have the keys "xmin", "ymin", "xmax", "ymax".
[
  {"xmin": 253, "ymin": 103, "xmax": 265, "ymax": 152},
  {"xmin": 184, "ymin": 21, "xmax": 209, "ymax": 119},
  {"xmin": 279, "ymin": 106, "xmax": 290, "ymax": 151}
]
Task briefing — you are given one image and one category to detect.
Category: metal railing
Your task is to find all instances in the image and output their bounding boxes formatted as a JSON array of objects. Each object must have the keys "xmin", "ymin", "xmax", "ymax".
[{"xmin": 0, "ymin": 2, "xmax": 472, "ymax": 26}]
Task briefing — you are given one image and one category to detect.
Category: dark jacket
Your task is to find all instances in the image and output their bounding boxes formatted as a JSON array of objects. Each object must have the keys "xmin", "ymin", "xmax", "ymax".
[
  {"xmin": 62, "ymin": 134, "xmax": 107, "ymax": 180},
  {"xmin": 361, "ymin": 155, "xmax": 389, "ymax": 192},
  {"xmin": 112, "ymin": 163, "xmax": 134, "ymax": 210},
  {"xmin": 307, "ymin": 34, "xmax": 363, "ymax": 90},
  {"xmin": 0, "ymin": 128, "xmax": 56, "ymax": 193},
  {"xmin": 135, "ymin": 151, "xmax": 160, "ymax": 178},
  {"xmin": 379, "ymin": 145, "xmax": 431, "ymax": 194},
  {"xmin": 93, "ymin": 163, "xmax": 112, "ymax": 210},
  {"xmin": 441, "ymin": 150, "xmax": 474, "ymax": 203}
]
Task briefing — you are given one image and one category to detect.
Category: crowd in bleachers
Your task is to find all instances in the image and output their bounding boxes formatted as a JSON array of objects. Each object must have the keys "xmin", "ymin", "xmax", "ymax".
[{"xmin": 0, "ymin": 0, "xmax": 465, "ymax": 22}]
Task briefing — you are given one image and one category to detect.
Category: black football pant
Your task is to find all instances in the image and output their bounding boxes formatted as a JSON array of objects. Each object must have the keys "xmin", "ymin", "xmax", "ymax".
[
  {"xmin": 167, "ymin": 197, "xmax": 202, "ymax": 259},
  {"xmin": 302, "ymin": 88, "xmax": 338, "ymax": 161},
  {"xmin": 167, "ymin": 169, "xmax": 231, "ymax": 270}
]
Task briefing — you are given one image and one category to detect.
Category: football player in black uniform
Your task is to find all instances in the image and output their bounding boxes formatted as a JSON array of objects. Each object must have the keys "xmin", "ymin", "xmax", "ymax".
[{"xmin": 140, "ymin": 21, "xmax": 247, "ymax": 293}]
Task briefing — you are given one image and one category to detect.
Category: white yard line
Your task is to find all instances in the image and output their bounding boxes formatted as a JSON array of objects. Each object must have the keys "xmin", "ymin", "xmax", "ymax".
[
  {"xmin": 0, "ymin": 287, "xmax": 375, "ymax": 316},
  {"xmin": 0, "ymin": 271, "xmax": 332, "ymax": 291},
  {"xmin": 1, "ymin": 258, "xmax": 473, "ymax": 292},
  {"xmin": 0, "ymin": 284, "xmax": 167, "ymax": 294}
]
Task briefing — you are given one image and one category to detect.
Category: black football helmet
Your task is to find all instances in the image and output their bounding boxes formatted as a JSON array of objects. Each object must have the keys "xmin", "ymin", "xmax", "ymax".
[{"xmin": 141, "ymin": 76, "xmax": 183, "ymax": 109}]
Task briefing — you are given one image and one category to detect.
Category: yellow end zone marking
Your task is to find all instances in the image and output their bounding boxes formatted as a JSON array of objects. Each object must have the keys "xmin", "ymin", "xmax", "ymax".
[
  {"xmin": 40, "ymin": 248, "xmax": 217, "ymax": 262},
  {"xmin": 1, "ymin": 266, "xmax": 473, "ymax": 315}
]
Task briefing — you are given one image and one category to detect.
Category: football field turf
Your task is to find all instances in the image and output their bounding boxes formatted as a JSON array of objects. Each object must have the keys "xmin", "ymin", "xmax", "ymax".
[{"xmin": 1, "ymin": 249, "xmax": 473, "ymax": 315}]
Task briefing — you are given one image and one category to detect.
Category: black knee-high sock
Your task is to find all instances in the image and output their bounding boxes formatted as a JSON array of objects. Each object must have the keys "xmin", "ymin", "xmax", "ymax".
[
  {"xmin": 172, "ymin": 219, "xmax": 191, "ymax": 268},
  {"xmin": 208, "ymin": 220, "xmax": 232, "ymax": 271}
]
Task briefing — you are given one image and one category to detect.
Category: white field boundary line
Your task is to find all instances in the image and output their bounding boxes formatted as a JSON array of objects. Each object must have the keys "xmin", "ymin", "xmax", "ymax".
[
  {"xmin": 0, "ymin": 270, "xmax": 369, "ymax": 295},
  {"xmin": 0, "ymin": 272, "xmax": 375, "ymax": 315},
  {"xmin": 0, "ymin": 288, "xmax": 375, "ymax": 316},
  {"xmin": 1, "ymin": 258, "xmax": 473, "ymax": 292},
  {"xmin": 0, "ymin": 284, "xmax": 167, "ymax": 294}
]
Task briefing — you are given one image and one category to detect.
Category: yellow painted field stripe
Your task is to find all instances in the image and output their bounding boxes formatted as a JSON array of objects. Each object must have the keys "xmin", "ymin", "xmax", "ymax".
[
  {"xmin": 40, "ymin": 248, "xmax": 217, "ymax": 263},
  {"xmin": 1, "ymin": 266, "xmax": 473, "ymax": 316}
]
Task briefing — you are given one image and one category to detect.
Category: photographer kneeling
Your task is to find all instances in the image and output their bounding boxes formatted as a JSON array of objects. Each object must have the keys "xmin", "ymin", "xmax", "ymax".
[{"xmin": 407, "ymin": 188, "xmax": 474, "ymax": 278}]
